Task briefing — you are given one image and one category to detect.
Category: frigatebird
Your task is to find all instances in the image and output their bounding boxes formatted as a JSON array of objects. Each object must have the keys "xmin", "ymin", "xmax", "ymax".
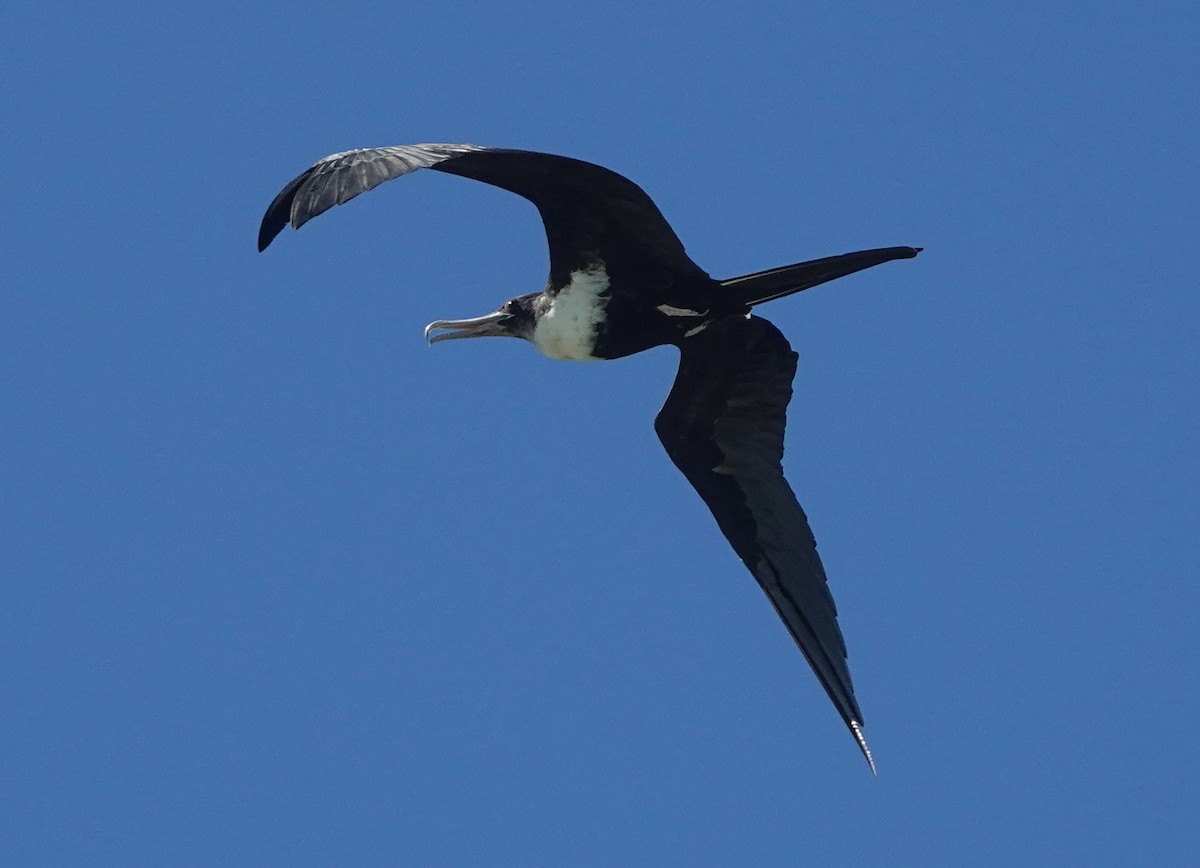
[{"xmin": 259, "ymin": 143, "xmax": 919, "ymax": 772}]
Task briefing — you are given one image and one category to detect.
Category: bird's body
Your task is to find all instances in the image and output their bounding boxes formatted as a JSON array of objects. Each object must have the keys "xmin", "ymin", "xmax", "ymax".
[{"xmin": 259, "ymin": 143, "xmax": 920, "ymax": 772}]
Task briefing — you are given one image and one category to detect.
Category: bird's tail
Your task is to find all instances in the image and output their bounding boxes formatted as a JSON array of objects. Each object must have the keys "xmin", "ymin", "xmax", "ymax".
[{"xmin": 721, "ymin": 246, "xmax": 921, "ymax": 308}]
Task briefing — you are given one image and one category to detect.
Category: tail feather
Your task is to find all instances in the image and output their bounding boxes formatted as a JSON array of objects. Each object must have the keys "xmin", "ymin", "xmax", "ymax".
[{"xmin": 722, "ymin": 246, "xmax": 921, "ymax": 307}]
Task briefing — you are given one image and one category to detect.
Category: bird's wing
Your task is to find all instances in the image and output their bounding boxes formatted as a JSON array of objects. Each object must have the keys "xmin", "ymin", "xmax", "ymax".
[
  {"xmin": 654, "ymin": 314, "xmax": 873, "ymax": 771},
  {"xmin": 258, "ymin": 144, "xmax": 483, "ymax": 252},
  {"xmin": 258, "ymin": 143, "xmax": 708, "ymax": 282}
]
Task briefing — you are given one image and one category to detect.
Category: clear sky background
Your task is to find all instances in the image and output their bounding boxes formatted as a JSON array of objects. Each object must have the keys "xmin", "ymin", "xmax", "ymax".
[{"xmin": 3, "ymin": 1, "xmax": 1197, "ymax": 865}]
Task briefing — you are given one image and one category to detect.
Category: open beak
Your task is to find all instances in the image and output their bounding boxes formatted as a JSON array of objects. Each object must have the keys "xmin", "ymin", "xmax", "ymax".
[{"xmin": 424, "ymin": 311, "xmax": 512, "ymax": 345}]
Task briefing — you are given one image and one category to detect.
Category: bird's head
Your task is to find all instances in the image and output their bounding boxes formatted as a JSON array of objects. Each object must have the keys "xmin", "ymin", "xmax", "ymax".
[{"xmin": 424, "ymin": 293, "xmax": 539, "ymax": 346}]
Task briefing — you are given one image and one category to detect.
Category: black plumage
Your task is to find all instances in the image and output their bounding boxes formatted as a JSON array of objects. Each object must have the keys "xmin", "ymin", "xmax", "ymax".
[{"xmin": 260, "ymin": 143, "xmax": 920, "ymax": 771}]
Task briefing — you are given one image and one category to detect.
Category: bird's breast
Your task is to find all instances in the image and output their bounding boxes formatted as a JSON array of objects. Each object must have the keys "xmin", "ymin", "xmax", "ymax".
[{"xmin": 531, "ymin": 266, "xmax": 610, "ymax": 361}]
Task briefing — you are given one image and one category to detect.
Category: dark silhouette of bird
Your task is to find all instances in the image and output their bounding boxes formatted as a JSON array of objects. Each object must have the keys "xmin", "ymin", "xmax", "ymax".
[{"xmin": 259, "ymin": 143, "xmax": 920, "ymax": 772}]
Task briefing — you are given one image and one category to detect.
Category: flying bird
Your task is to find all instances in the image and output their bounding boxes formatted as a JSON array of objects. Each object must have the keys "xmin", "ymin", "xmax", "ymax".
[{"xmin": 259, "ymin": 143, "xmax": 919, "ymax": 772}]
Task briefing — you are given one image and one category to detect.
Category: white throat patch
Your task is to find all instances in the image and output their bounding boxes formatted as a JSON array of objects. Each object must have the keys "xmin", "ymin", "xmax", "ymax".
[{"xmin": 531, "ymin": 266, "xmax": 610, "ymax": 361}]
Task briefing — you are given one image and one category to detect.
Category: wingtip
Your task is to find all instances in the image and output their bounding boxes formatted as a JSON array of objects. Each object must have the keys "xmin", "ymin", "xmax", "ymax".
[
  {"xmin": 257, "ymin": 216, "xmax": 284, "ymax": 252},
  {"xmin": 850, "ymin": 720, "xmax": 877, "ymax": 775}
]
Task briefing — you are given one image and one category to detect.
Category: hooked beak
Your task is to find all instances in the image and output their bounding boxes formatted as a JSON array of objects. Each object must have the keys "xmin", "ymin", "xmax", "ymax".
[{"xmin": 424, "ymin": 311, "xmax": 512, "ymax": 345}]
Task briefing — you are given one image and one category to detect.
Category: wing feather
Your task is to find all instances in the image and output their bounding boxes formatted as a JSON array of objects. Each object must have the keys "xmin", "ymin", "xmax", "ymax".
[
  {"xmin": 258, "ymin": 144, "xmax": 707, "ymax": 281},
  {"xmin": 655, "ymin": 314, "xmax": 873, "ymax": 770},
  {"xmin": 258, "ymin": 144, "xmax": 485, "ymax": 250}
]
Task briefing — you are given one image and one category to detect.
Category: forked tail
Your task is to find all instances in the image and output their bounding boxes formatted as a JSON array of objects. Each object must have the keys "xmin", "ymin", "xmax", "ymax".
[{"xmin": 721, "ymin": 246, "xmax": 921, "ymax": 307}]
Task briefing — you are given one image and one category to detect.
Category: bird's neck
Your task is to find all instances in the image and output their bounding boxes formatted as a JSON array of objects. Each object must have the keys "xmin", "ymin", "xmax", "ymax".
[{"xmin": 530, "ymin": 266, "xmax": 611, "ymax": 361}]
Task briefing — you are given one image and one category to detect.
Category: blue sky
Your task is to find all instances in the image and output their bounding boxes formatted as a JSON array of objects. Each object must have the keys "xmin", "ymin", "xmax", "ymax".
[{"xmin": 3, "ymin": 1, "xmax": 1197, "ymax": 864}]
